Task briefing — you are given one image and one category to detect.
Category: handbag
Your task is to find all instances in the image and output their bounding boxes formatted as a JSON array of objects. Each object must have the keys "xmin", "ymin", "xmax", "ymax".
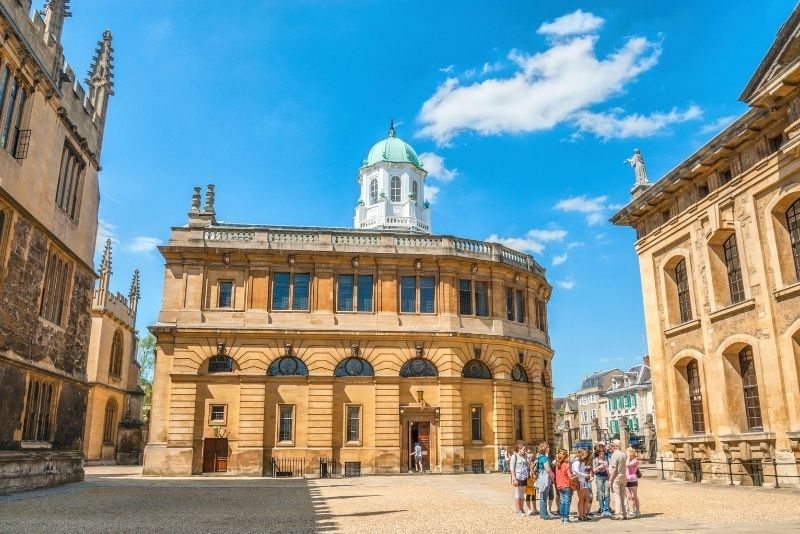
[
  {"xmin": 569, "ymin": 476, "xmax": 580, "ymax": 491},
  {"xmin": 636, "ymin": 468, "xmax": 642, "ymax": 479}
]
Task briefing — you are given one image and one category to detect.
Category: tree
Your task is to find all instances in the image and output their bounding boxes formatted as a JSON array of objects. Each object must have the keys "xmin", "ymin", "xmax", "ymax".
[{"xmin": 136, "ymin": 334, "xmax": 156, "ymax": 421}]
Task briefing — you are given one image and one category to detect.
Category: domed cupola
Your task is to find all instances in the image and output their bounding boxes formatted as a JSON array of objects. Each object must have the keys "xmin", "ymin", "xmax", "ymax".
[{"xmin": 354, "ymin": 121, "xmax": 432, "ymax": 234}]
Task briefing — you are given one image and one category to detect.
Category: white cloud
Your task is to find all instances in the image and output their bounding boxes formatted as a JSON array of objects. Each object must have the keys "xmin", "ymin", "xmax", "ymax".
[
  {"xmin": 552, "ymin": 253, "xmax": 568, "ymax": 266},
  {"xmin": 555, "ymin": 195, "xmax": 613, "ymax": 225},
  {"xmin": 95, "ymin": 219, "xmax": 118, "ymax": 253},
  {"xmin": 481, "ymin": 61, "xmax": 504, "ymax": 75},
  {"xmin": 424, "ymin": 184, "xmax": 440, "ymax": 204},
  {"xmin": 573, "ymin": 105, "xmax": 702, "ymax": 140},
  {"xmin": 537, "ymin": 9, "xmax": 605, "ymax": 37},
  {"xmin": 416, "ymin": 11, "xmax": 690, "ymax": 145},
  {"xmin": 127, "ymin": 236, "xmax": 163, "ymax": 253},
  {"xmin": 486, "ymin": 227, "xmax": 567, "ymax": 254},
  {"xmin": 700, "ymin": 114, "xmax": 738, "ymax": 134},
  {"xmin": 556, "ymin": 280, "xmax": 575, "ymax": 290},
  {"xmin": 419, "ymin": 152, "xmax": 458, "ymax": 183},
  {"xmin": 439, "ymin": 64, "xmax": 455, "ymax": 74}
]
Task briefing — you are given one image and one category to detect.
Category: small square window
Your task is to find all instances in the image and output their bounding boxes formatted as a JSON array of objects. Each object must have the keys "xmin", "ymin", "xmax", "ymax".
[
  {"xmin": 719, "ymin": 169, "xmax": 732, "ymax": 185},
  {"xmin": 697, "ymin": 183, "xmax": 709, "ymax": 199},
  {"xmin": 768, "ymin": 135, "xmax": 783, "ymax": 153},
  {"xmin": 210, "ymin": 405, "xmax": 226, "ymax": 424}
]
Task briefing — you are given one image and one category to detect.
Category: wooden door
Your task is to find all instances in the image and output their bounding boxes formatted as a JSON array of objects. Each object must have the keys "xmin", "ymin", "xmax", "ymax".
[
  {"xmin": 418, "ymin": 422, "xmax": 430, "ymax": 470},
  {"xmin": 202, "ymin": 438, "xmax": 228, "ymax": 473}
]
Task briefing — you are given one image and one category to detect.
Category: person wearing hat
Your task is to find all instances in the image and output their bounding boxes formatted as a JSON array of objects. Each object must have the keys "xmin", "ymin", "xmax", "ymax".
[{"xmin": 608, "ymin": 439, "xmax": 628, "ymax": 520}]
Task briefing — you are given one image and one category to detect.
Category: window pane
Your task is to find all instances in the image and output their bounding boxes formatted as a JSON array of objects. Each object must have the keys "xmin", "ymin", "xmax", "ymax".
[
  {"xmin": 675, "ymin": 259, "xmax": 692, "ymax": 322},
  {"xmin": 474, "ymin": 281, "xmax": 488, "ymax": 317},
  {"xmin": 292, "ymin": 273, "xmax": 310, "ymax": 310},
  {"xmin": 211, "ymin": 406, "xmax": 225, "ymax": 421},
  {"xmin": 357, "ymin": 274, "xmax": 373, "ymax": 312},
  {"xmin": 218, "ymin": 281, "xmax": 233, "ymax": 308},
  {"xmin": 279, "ymin": 405, "xmax": 293, "ymax": 442},
  {"xmin": 515, "ymin": 290, "xmax": 525, "ymax": 323},
  {"xmin": 723, "ymin": 235, "xmax": 745, "ymax": 304},
  {"xmin": 369, "ymin": 179, "xmax": 378, "ymax": 204},
  {"xmin": 420, "ymin": 276, "xmax": 435, "ymax": 314},
  {"xmin": 739, "ymin": 347, "xmax": 762, "ymax": 430},
  {"xmin": 788, "ymin": 199, "xmax": 800, "ymax": 281},
  {"xmin": 471, "ymin": 407, "xmax": 482, "ymax": 441},
  {"xmin": 337, "ymin": 274, "xmax": 354, "ymax": 312},
  {"xmin": 0, "ymin": 67, "xmax": 10, "ymax": 125},
  {"xmin": 0, "ymin": 77, "xmax": 17, "ymax": 148},
  {"xmin": 400, "ymin": 276, "xmax": 416, "ymax": 313},
  {"xmin": 390, "ymin": 176, "xmax": 401, "ymax": 202},
  {"xmin": 505, "ymin": 287, "xmax": 514, "ymax": 320},
  {"xmin": 459, "ymin": 280, "xmax": 472, "ymax": 315},
  {"xmin": 347, "ymin": 406, "xmax": 360, "ymax": 442},
  {"xmin": 687, "ymin": 360, "xmax": 705, "ymax": 433},
  {"xmin": 272, "ymin": 273, "xmax": 290, "ymax": 310}
]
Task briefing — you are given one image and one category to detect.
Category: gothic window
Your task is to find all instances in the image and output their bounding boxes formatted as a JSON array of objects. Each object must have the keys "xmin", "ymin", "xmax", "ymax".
[
  {"xmin": 400, "ymin": 275, "xmax": 435, "ymax": 314},
  {"xmin": 267, "ymin": 356, "xmax": 308, "ymax": 376},
  {"xmin": 109, "ymin": 330, "xmax": 123, "ymax": 378},
  {"xmin": 218, "ymin": 281, "xmax": 233, "ymax": 308},
  {"xmin": 346, "ymin": 405, "xmax": 361, "ymax": 442},
  {"xmin": 723, "ymin": 235, "xmax": 745, "ymax": 304},
  {"xmin": 208, "ymin": 356, "xmax": 233, "ymax": 373},
  {"xmin": 39, "ymin": 248, "xmax": 71, "ymax": 326},
  {"xmin": 738, "ymin": 347, "xmax": 763, "ymax": 430},
  {"xmin": 686, "ymin": 360, "xmax": 705, "ymax": 433},
  {"xmin": 369, "ymin": 178, "xmax": 378, "ymax": 204},
  {"xmin": 462, "ymin": 359, "xmax": 491, "ymax": 379},
  {"xmin": 470, "ymin": 406, "xmax": 483, "ymax": 441},
  {"xmin": 412, "ymin": 181, "xmax": 418, "ymax": 200},
  {"xmin": 102, "ymin": 399, "xmax": 117, "ymax": 444},
  {"xmin": 511, "ymin": 364, "xmax": 528, "ymax": 382},
  {"xmin": 22, "ymin": 377, "xmax": 55, "ymax": 442},
  {"xmin": 788, "ymin": 198, "xmax": 800, "ymax": 281},
  {"xmin": 334, "ymin": 357, "xmax": 374, "ymax": 377},
  {"xmin": 55, "ymin": 143, "xmax": 85, "ymax": 219},
  {"xmin": 400, "ymin": 358, "xmax": 438, "ymax": 377},
  {"xmin": 278, "ymin": 404, "xmax": 294, "ymax": 442},
  {"xmin": 390, "ymin": 176, "xmax": 401, "ymax": 202},
  {"xmin": 675, "ymin": 259, "xmax": 692, "ymax": 323},
  {"xmin": 336, "ymin": 274, "xmax": 373, "ymax": 312},
  {"xmin": 271, "ymin": 272, "xmax": 310, "ymax": 311}
]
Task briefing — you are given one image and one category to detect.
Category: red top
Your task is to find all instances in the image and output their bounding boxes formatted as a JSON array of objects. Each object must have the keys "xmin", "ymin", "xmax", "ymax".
[{"xmin": 555, "ymin": 461, "xmax": 572, "ymax": 490}]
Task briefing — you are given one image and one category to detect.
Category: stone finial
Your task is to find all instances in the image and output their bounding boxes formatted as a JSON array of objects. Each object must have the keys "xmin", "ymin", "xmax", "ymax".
[
  {"xmin": 190, "ymin": 186, "xmax": 201, "ymax": 214},
  {"xmin": 85, "ymin": 29, "xmax": 115, "ymax": 119},
  {"xmin": 204, "ymin": 184, "xmax": 216, "ymax": 215},
  {"xmin": 128, "ymin": 269, "xmax": 140, "ymax": 317},
  {"xmin": 43, "ymin": 0, "xmax": 71, "ymax": 43},
  {"xmin": 100, "ymin": 238, "xmax": 112, "ymax": 276}
]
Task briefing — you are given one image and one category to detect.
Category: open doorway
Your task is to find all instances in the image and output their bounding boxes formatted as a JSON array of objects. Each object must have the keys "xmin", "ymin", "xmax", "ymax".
[{"xmin": 407, "ymin": 421, "xmax": 430, "ymax": 471}]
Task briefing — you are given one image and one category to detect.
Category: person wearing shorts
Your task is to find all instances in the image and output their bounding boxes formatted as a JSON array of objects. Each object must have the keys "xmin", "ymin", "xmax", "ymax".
[{"xmin": 509, "ymin": 442, "xmax": 529, "ymax": 516}]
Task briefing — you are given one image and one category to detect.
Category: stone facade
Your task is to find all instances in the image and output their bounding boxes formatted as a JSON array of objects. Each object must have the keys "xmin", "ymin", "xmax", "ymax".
[
  {"xmin": 601, "ymin": 359, "xmax": 655, "ymax": 450},
  {"xmin": 574, "ymin": 369, "xmax": 623, "ymax": 444},
  {"xmin": 143, "ymin": 180, "xmax": 555, "ymax": 476},
  {"xmin": 0, "ymin": 1, "xmax": 113, "ymax": 493},
  {"xmin": 612, "ymin": 6, "xmax": 800, "ymax": 486}
]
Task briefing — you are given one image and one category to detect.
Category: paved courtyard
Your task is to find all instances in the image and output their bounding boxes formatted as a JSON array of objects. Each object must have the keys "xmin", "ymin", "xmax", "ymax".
[{"xmin": 1, "ymin": 466, "xmax": 800, "ymax": 533}]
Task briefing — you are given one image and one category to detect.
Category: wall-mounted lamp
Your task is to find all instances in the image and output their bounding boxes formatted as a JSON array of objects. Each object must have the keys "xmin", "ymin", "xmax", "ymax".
[{"xmin": 416, "ymin": 387, "xmax": 424, "ymax": 404}]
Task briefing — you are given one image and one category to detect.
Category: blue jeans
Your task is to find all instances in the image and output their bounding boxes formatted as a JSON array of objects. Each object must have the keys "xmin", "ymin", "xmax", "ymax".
[
  {"xmin": 538, "ymin": 484, "xmax": 550, "ymax": 518},
  {"xmin": 558, "ymin": 489, "xmax": 572, "ymax": 519},
  {"xmin": 595, "ymin": 475, "xmax": 610, "ymax": 514},
  {"xmin": 499, "ymin": 458, "xmax": 506, "ymax": 473}
]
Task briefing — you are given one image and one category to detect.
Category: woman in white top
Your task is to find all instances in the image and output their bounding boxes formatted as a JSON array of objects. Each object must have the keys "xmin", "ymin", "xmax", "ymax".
[{"xmin": 571, "ymin": 448, "xmax": 592, "ymax": 521}]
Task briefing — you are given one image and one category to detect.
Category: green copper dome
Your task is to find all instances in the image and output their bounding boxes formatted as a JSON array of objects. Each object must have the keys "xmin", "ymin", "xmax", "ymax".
[{"xmin": 363, "ymin": 123, "xmax": 423, "ymax": 169}]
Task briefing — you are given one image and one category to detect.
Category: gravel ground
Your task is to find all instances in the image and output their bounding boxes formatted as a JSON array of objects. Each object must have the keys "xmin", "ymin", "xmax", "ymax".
[{"xmin": 1, "ymin": 467, "xmax": 799, "ymax": 533}]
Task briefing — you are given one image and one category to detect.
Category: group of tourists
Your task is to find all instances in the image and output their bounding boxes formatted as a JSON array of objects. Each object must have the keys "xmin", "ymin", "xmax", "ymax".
[{"xmin": 504, "ymin": 439, "xmax": 641, "ymax": 524}]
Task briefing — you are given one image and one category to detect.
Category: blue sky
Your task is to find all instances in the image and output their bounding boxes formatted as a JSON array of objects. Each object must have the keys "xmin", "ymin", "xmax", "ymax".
[{"xmin": 57, "ymin": 1, "xmax": 793, "ymax": 395}]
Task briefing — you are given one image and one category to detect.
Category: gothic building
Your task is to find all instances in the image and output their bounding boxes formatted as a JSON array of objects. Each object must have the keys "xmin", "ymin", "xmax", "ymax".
[
  {"xmin": 143, "ymin": 127, "xmax": 554, "ymax": 476},
  {"xmin": 612, "ymin": 6, "xmax": 800, "ymax": 486},
  {"xmin": 0, "ymin": 1, "xmax": 114, "ymax": 492},
  {"xmin": 83, "ymin": 240, "xmax": 144, "ymax": 465}
]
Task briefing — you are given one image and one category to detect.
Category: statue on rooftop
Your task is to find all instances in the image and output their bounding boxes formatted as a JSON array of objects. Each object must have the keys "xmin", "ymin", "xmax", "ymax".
[{"xmin": 624, "ymin": 148, "xmax": 650, "ymax": 187}]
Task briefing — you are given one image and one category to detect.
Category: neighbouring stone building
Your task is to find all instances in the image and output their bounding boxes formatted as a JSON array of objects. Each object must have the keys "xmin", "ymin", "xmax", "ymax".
[
  {"xmin": 143, "ymin": 126, "xmax": 555, "ymax": 476},
  {"xmin": 601, "ymin": 358, "xmax": 656, "ymax": 453},
  {"xmin": 83, "ymin": 240, "xmax": 145, "ymax": 464},
  {"xmin": 0, "ymin": 1, "xmax": 114, "ymax": 493},
  {"xmin": 554, "ymin": 394, "xmax": 578, "ymax": 452},
  {"xmin": 575, "ymin": 369, "xmax": 624, "ymax": 444},
  {"xmin": 612, "ymin": 6, "xmax": 800, "ymax": 486}
]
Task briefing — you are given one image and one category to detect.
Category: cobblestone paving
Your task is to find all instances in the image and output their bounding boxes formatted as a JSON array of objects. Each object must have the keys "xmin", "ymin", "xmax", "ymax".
[{"xmin": 1, "ymin": 467, "xmax": 799, "ymax": 533}]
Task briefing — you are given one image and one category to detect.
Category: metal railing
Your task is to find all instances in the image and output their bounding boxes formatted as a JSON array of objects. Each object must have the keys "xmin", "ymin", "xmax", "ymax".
[
  {"xmin": 642, "ymin": 457, "xmax": 800, "ymax": 488},
  {"xmin": 268, "ymin": 457, "xmax": 306, "ymax": 477}
]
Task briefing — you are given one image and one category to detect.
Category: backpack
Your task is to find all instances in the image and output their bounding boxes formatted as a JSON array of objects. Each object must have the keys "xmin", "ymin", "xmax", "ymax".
[{"xmin": 513, "ymin": 453, "xmax": 529, "ymax": 481}]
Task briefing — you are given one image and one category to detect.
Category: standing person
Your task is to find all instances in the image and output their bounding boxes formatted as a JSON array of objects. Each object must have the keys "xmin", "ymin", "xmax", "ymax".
[
  {"xmin": 626, "ymin": 447, "xmax": 641, "ymax": 518},
  {"xmin": 554, "ymin": 449, "xmax": 575, "ymax": 524},
  {"xmin": 550, "ymin": 455, "xmax": 560, "ymax": 516},
  {"xmin": 534, "ymin": 442, "xmax": 555, "ymax": 520},
  {"xmin": 509, "ymin": 442, "xmax": 529, "ymax": 516},
  {"xmin": 524, "ymin": 446, "xmax": 537, "ymax": 515},
  {"xmin": 571, "ymin": 448, "xmax": 592, "ymax": 521},
  {"xmin": 608, "ymin": 440, "xmax": 628, "ymax": 520},
  {"xmin": 499, "ymin": 444, "xmax": 508, "ymax": 474},
  {"xmin": 593, "ymin": 444, "xmax": 612, "ymax": 517},
  {"xmin": 412, "ymin": 442, "xmax": 423, "ymax": 473}
]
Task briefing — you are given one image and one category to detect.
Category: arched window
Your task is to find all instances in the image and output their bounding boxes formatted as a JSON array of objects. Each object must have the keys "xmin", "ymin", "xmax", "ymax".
[
  {"xmin": 268, "ymin": 356, "xmax": 308, "ymax": 376},
  {"xmin": 369, "ymin": 178, "xmax": 378, "ymax": 204},
  {"xmin": 109, "ymin": 330, "xmax": 123, "ymax": 378},
  {"xmin": 511, "ymin": 364, "xmax": 528, "ymax": 382},
  {"xmin": 738, "ymin": 347, "xmax": 762, "ymax": 430},
  {"xmin": 400, "ymin": 358, "xmax": 438, "ymax": 377},
  {"xmin": 686, "ymin": 360, "xmax": 705, "ymax": 433},
  {"xmin": 462, "ymin": 359, "xmax": 492, "ymax": 379},
  {"xmin": 208, "ymin": 355, "xmax": 234, "ymax": 373},
  {"xmin": 334, "ymin": 357, "xmax": 374, "ymax": 377},
  {"xmin": 788, "ymin": 198, "xmax": 800, "ymax": 281},
  {"xmin": 675, "ymin": 259, "xmax": 692, "ymax": 323},
  {"xmin": 103, "ymin": 398, "xmax": 117, "ymax": 444},
  {"xmin": 723, "ymin": 234, "xmax": 745, "ymax": 304},
  {"xmin": 390, "ymin": 176, "xmax": 401, "ymax": 202},
  {"xmin": 412, "ymin": 181, "xmax": 418, "ymax": 200}
]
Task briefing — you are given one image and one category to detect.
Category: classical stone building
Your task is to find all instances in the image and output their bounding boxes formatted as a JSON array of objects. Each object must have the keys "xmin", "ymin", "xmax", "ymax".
[
  {"xmin": 83, "ymin": 240, "xmax": 144, "ymax": 464},
  {"xmin": 144, "ymin": 127, "xmax": 554, "ymax": 476},
  {"xmin": 601, "ymin": 358, "xmax": 655, "ymax": 450},
  {"xmin": 0, "ymin": 1, "xmax": 114, "ymax": 492},
  {"xmin": 611, "ymin": 6, "xmax": 800, "ymax": 485}
]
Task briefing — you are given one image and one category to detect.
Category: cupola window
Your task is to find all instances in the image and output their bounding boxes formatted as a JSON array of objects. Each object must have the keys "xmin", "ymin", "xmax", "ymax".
[
  {"xmin": 390, "ymin": 176, "xmax": 401, "ymax": 202},
  {"xmin": 412, "ymin": 181, "xmax": 418, "ymax": 200},
  {"xmin": 369, "ymin": 178, "xmax": 378, "ymax": 204}
]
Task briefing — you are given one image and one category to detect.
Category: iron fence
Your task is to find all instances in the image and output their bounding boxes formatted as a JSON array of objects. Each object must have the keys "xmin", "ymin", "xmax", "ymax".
[
  {"xmin": 267, "ymin": 457, "xmax": 306, "ymax": 477},
  {"xmin": 640, "ymin": 457, "xmax": 800, "ymax": 488}
]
